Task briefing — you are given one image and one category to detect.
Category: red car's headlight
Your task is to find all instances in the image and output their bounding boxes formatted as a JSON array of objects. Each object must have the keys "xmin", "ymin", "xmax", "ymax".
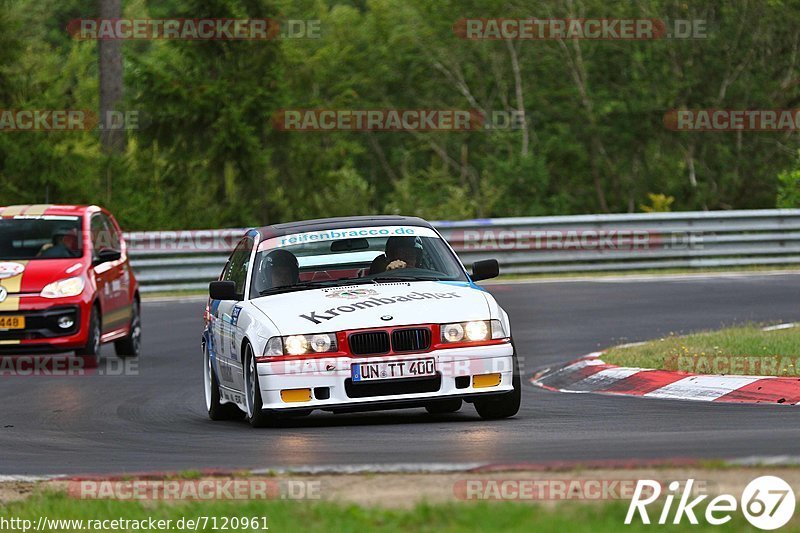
[{"xmin": 40, "ymin": 276, "xmax": 85, "ymax": 298}]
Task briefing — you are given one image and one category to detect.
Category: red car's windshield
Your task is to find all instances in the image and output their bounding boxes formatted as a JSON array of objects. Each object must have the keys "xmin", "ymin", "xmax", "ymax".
[{"xmin": 0, "ymin": 216, "xmax": 83, "ymax": 260}]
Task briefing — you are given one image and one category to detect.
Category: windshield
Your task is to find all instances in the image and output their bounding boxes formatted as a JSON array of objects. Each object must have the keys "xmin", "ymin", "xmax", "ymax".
[
  {"xmin": 0, "ymin": 216, "xmax": 83, "ymax": 260},
  {"xmin": 250, "ymin": 225, "xmax": 468, "ymax": 297}
]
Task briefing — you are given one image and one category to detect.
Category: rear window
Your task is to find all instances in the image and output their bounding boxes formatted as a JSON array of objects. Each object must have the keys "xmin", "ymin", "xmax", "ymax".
[{"xmin": 0, "ymin": 216, "xmax": 83, "ymax": 259}]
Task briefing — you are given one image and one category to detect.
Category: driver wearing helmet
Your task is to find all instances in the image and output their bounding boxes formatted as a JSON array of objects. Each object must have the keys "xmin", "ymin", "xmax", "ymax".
[
  {"xmin": 260, "ymin": 249, "xmax": 299, "ymax": 289},
  {"xmin": 369, "ymin": 236, "xmax": 422, "ymax": 274}
]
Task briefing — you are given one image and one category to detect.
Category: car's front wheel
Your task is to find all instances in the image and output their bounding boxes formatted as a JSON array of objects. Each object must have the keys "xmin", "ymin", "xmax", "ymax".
[
  {"xmin": 204, "ymin": 343, "xmax": 243, "ymax": 421},
  {"xmin": 243, "ymin": 342, "xmax": 276, "ymax": 428},
  {"xmin": 474, "ymin": 353, "xmax": 521, "ymax": 420},
  {"xmin": 75, "ymin": 306, "xmax": 101, "ymax": 369},
  {"xmin": 115, "ymin": 300, "xmax": 141, "ymax": 358}
]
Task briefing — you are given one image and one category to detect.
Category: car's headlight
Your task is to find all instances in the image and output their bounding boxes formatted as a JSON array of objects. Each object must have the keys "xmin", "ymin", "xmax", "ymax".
[
  {"xmin": 40, "ymin": 276, "xmax": 85, "ymax": 298},
  {"xmin": 263, "ymin": 337, "xmax": 284, "ymax": 356},
  {"xmin": 262, "ymin": 333, "xmax": 338, "ymax": 357},
  {"xmin": 440, "ymin": 320, "xmax": 507, "ymax": 343}
]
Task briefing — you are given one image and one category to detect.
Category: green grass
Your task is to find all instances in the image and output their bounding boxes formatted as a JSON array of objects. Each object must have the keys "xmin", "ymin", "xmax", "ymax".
[
  {"xmin": 603, "ymin": 324, "xmax": 800, "ymax": 375},
  {"xmin": 0, "ymin": 491, "xmax": 784, "ymax": 532}
]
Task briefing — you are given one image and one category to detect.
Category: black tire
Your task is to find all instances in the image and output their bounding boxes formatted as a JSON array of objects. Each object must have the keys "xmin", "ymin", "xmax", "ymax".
[
  {"xmin": 114, "ymin": 300, "xmax": 141, "ymax": 358},
  {"xmin": 75, "ymin": 305, "xmax": 101, "ymax": 369},
  {"xmin": 425, "ymin": 398, "xmax": 462, "ymax": 414},
  {"xmin": 474, "ymin": 353, "xmax": 521, "ymax": 420},
  {"xmin": 244, "ymin": 343, "xmax": 276, "ymax": 428},
  {"xmin": 204, "ymin": 344, "xmax": 243, "ymax": 421}
]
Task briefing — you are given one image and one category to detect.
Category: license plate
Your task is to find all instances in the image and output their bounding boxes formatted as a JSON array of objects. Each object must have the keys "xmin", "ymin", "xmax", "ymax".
[
  {"xmin": 352, "ymin": 358, "xmax": 436, "ymax": 382},
  {"xmin": 0, "ymin": 316, "xmax": 25, "ymax": 330}
]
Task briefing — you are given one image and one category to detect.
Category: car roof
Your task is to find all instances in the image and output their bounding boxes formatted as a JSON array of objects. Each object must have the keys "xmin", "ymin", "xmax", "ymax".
[
  {"xmin": 256, "ymin": 215, "xmax": 434, "ymax": 239},
  {"xmin": 0, "ymin": 204, "xmax": 102, "ymax": 218}
]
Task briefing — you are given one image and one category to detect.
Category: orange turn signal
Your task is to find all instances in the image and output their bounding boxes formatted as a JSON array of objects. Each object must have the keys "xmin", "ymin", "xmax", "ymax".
[
  {"xmin": 280, "ymin": 388, "xmax": 312, "ymax": 403},
  {"xmin": 473, "ymin": 373, "xmax": 501, "ymax": 389}
]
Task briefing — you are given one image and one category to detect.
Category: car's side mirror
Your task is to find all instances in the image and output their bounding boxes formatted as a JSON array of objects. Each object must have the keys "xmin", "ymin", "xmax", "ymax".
[
  {"xmin": 209, "ymin": 280, "xmax": 241, "ymax": 301},
  {"xmin": 471, "ymin": 259, "xmax": 499, "ymax": 281},
  {"xmin": 93, "ymin": 249, "xmax": 121, "ymax": 266}
]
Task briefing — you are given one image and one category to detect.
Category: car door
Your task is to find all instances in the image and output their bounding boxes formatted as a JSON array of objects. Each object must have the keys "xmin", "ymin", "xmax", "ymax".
[
  {"xmin": 211, "ymin": 236, "xmax": 253, "ymax": 392},
  {"xmin": 90, "ymin": 213, "xmax": 125, "ymax": 335},
  {"xmin": 99, "ymin": 212, "xmax": 131, "ymax": 333}
]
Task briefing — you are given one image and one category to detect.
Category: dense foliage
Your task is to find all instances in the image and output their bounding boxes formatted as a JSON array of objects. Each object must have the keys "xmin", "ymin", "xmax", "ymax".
[{"xmin": 1, "ymin": 0, "xmax": 799, "ymax": 229}]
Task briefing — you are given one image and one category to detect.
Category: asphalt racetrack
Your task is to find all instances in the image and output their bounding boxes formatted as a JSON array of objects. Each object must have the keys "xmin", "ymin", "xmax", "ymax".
[{"xmin": 2, "ymin": 273, "xmax": 799, "ymax": 475}]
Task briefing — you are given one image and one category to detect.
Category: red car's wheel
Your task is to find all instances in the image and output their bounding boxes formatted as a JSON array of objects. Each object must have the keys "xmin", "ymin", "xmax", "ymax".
[
  {"xmin": 115, "ymin": 300, "xmax": 141, "ymax": 358},
  {"xmin": 75, "ymin": 306, "xmax": 101, "ymax": 369}
]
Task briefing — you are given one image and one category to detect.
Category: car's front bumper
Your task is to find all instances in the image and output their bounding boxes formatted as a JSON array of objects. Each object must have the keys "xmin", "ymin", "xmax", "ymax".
[
  {"xmin": 255, "ymin": 342, "xmax": 515, "ymax": 412},
  {"xmin": 0, "ymin": 294, "xmax": 91, "ymax": 353}
]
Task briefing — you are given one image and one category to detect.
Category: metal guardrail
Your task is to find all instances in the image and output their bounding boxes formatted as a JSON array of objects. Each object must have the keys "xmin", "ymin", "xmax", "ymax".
[{"xmin": 125, "ymin": 209, "xmax": 800, "ymax": 293}]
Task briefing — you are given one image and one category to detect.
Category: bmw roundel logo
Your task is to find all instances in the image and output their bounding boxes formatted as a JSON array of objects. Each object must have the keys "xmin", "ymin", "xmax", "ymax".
[
  {"xmin": 0, "ymin": 286, "xmax": 6, "ymax": 303},
  {"xmin": 381, "ymin": 315, "xmax": 393, "ymax": 321}
]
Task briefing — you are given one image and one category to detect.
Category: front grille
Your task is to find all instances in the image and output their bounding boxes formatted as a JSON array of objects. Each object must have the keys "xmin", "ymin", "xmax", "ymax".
[
  {"xmin": 348, "ymin": 331, "xmax": 390, "ymax": 355},
  {"xmin": 345, "ymin": 374, "xmax": 442, "ymax": 398},
  {"xmin": 392, "ymin": 328, "xmax": 431, "ymax": 352},
  {"xmin": 0, "ymin": 330, "xmax": 34, "ymax": 341},
  {"xmin": 0, "ymin": 306, "xmax": 80, "ymax": 341}
]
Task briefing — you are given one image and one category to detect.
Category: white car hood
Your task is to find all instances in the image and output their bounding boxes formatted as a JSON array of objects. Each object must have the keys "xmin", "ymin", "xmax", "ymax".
[{"xmin": 250, "ymin": 281, "xmax": 490, "ymax": 334}]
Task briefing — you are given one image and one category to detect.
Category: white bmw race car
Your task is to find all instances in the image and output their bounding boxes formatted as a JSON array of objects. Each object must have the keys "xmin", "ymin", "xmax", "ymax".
[{"xmin": 202, "ymin": 216, "xmax": 520, "ymax": 427}]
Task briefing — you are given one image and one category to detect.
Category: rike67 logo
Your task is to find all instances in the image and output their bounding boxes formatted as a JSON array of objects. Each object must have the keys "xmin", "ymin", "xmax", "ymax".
[{"xmin": 626, "ymin": 476, "xmax": 796, "ymax": 530}]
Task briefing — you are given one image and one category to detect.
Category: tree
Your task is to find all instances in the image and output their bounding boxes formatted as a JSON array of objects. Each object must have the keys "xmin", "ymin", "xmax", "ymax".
[{"xmin": 98, "ymin": 0, "xmax": 126, "ymax": 154}]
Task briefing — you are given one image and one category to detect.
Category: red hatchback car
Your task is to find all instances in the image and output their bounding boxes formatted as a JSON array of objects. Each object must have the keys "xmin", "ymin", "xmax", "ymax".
[{"xmin": 0, "ymin": 204, "xmax": 140, "ymax": 365}]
